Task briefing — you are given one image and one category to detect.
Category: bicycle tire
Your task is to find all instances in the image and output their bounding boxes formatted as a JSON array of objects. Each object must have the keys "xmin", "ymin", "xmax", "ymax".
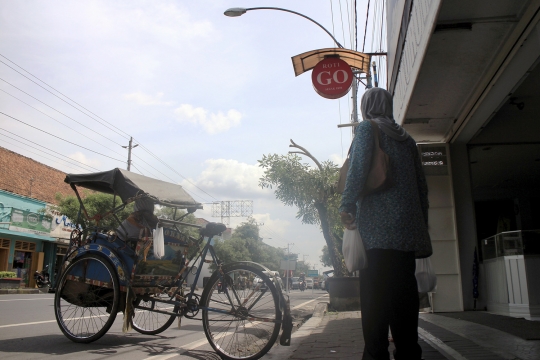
[
  {"xmin": 131, "ymin": 292, "xmax": 178, "ymax": 335},
  {"xmin": 201, "ymin": 264, "xmax": 281, "ymax": 360},
  {"xmin": 54, "ymin": 253, "xmax": 119, "ymax": 343}
]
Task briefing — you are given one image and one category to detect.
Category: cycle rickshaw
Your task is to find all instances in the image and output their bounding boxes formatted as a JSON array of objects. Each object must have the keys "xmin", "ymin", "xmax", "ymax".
[{"xmin": 54, "ymin": 168, "xmax": 292, "ymax": 360}]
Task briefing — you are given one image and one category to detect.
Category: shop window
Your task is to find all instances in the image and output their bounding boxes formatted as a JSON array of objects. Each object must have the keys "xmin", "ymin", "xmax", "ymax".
[
  {"xmin": 14, "ymin": 241, "xmax": 36, "ymax": 252},
  {"xmin": 0, "ymin": 239, "xmax": 10, "ymax": 249}
]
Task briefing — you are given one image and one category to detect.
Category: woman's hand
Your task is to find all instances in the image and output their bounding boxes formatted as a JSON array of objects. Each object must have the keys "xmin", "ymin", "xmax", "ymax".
[{"xmin": 340, "ymin": 212, "xmax": 357, "ymax": 230}]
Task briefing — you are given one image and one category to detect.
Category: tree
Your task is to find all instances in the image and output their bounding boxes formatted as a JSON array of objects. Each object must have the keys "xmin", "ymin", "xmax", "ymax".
[
  {"xmin": 213, "ymin": 218, "xmax": 285, "ymax": 271},
  {"xmin": 54, "ymin": 191, "xmax": 133, "ymax": 230},
  {"xmin": 258, "ymin": 140, "xmax": 347, "ymax": 277}
]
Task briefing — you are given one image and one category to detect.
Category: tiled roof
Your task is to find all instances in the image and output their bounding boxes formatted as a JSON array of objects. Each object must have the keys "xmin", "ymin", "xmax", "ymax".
[{"xmin": 0, "ymin": 146, "xmax": 72, "ymax": 204}]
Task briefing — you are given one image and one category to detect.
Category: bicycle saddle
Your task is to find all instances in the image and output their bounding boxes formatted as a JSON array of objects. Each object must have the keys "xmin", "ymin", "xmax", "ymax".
[{"xmin": 200, "ymin": 222, "xmax": 227, "ymax": 238}]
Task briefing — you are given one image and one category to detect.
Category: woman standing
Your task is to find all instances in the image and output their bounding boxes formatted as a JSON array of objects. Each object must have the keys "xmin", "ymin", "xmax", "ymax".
[{"xmin": 339, "ymin": 88, "xmax": 432, "ymax": 360}]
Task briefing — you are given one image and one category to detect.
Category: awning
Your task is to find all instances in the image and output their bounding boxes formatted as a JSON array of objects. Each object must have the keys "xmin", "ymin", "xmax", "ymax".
[
  {"xmin": 64, "ymin": 168, "xmax": 202, "ymax": 209},
  {"xmin": 291, "ymin": 48, "xmax": 371, "ymax": 77}
]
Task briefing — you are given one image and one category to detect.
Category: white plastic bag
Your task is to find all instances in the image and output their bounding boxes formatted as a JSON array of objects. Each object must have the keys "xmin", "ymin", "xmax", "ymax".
[
  {"xmin": 342, "ymin": 227, "xmax": 367, "ymax": 272},
  {"xmin": 415, "ymin": 257, "xmax": 437, "ymax": 292},
  {"xmin": 152, "ymin": 225, "xmax": 165, "ymax": 259}
]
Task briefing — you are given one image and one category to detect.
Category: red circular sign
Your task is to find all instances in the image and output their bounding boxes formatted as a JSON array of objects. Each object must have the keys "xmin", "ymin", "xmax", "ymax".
[{"xmin": 311, "ymin": 58, "xmax": 353, "ymax": 99}]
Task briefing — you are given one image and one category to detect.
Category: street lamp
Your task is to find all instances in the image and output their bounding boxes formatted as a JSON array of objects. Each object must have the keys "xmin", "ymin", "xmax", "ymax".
[{"xmin": 224, "ymin": 7, "xmax": 344, "ymax": 49}]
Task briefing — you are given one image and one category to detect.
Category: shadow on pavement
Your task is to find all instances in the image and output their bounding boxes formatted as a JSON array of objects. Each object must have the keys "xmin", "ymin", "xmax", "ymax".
[
  {"xmin": 0, "ymin": 333, "xmax": 179, "ymax": 356},
  {"xmin": 181, "ymin": 350, "xmax": 221, "ymax": 360}
]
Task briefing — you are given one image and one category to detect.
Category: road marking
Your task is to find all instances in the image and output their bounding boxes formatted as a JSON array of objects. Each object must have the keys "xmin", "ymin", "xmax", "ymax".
[
  {"xmin": 0, "ymin": 298, "xmax": 54, "ymax": 301},
  {"xmin": 418, "ymin": 327, "xmax": 468, "ymax": 360},
  {"xmin": 291, "ymin": 294, "xmax": 329, "ymax": 310},
  {"xmin": 0, "ymin": 319, "xmax": 56, "ymax": 328}
]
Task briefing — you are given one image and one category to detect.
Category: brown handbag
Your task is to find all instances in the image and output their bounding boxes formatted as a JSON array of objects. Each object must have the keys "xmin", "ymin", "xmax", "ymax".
[{"xmin": 336, "ymin": 120, "xmax": 393, "ymax": 195}]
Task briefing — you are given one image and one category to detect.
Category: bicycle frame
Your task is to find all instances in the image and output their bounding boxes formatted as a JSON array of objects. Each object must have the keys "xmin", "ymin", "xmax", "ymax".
[{"xmin": 133, "ymin": 232, "xmax": 280, "ymax": 324}]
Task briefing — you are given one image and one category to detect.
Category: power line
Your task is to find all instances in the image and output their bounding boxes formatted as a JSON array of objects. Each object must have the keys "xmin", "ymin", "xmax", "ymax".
[
  {"xmin": 0, "ymin": 112, "xmax": 125, "ymax": 162},
  {"xmin": 1, "ymin": 54, "xmax": 221, "ymax": 202},
  {"xmin": 0, "ymin": 137, "xmax": 95, "ymax": 173},
  {"xmin": 0, "ymin": 88, "xmax": 127, "ymax": 158},
  {"xmin": 131, "ymin": 141, "xmax": 218, "ymax": 201},
  {"xmin": 0, "ymin": 55, "xmax": 130, "ymax": 140},
  {"xmin": 0, "ymin": 129, "xmax": 100, "ymax": 172},
  {"xmin": 362, "ymin": 0, "xmax": 370, "ymax": 52},
  {"xmin": 338, "ymin": 0, "xmax": 347, "ymax": 48}
]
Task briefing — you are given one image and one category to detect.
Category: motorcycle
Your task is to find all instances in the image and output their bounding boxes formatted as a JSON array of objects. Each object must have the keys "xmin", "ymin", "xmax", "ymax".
[
  {"xmin": 299, "ymin": 280, "xmax": 306, "ymax": 292},
  {"xmin": 34, "ymin": 265, "xmax": 50, "ymax": 288}
]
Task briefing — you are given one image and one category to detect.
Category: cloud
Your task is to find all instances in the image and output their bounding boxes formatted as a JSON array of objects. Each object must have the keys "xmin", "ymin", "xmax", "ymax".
[
  {"xmin": 174, "ymin": 104, "xmax": 242, "ymax": 134},
  {"xmin": 329, "ymin": 153, "xmax": 346, "ymax": 166},
  {"xmin": 124, "ymin": 92, "xmax": 174, "ymax": 106},
  {"xmin": 181, "ymin": 159, "xmax": 265, "ymax": 199},
  {"xmin": 68, "ymin": 152, "xmax": 101, "ymax": 168}
]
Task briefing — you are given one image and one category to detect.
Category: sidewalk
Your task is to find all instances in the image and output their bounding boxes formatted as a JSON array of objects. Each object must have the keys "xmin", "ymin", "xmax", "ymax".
[
  {"xmin": 267, "ymin": 303, "xmax": 540, "ymax": 360},
  {"xmin": 0, "ymin": 288, "xmax": 41, "ymax": 294}
]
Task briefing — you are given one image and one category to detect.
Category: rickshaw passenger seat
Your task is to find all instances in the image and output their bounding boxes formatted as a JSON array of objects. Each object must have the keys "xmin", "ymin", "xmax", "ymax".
[{"xmin": 201, "ymin": 222, "xmax": 227, "ymax": 238}]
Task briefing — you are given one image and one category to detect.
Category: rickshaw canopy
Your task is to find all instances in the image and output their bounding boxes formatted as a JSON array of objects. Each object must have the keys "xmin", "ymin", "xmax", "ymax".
[{"xmin": 64, "ymin": 168, "xmax": 202, "ymax": 209}]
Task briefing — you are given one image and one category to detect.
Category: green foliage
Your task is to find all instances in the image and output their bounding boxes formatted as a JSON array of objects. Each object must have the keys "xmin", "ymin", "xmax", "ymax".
[
  {"xmin": 258, "ymin": 154, "xmax": 340, "ymax": 225},
  {"xmin": 213, "ymin": 218, "xmax": 285, "ymax": 271},
  {"xmin": 320, "ymin": 245, "xmax": 332, "ymax": 268},
  {"xmin": 0, "ymin": 271, "xmax": 17, "ymax": 279},
  {"xmin": 54, "ymin": 191, "xmax": 133, "ymax": 230},
  {"xmin": 258, "ymin": 152, "xmax": 348, "ymax": 277}
]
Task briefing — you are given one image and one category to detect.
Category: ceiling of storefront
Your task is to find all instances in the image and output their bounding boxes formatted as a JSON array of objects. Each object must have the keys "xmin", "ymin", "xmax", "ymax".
[{"xmin": 400, "ymin": 0, "xmax": 540, "ymax": 191}]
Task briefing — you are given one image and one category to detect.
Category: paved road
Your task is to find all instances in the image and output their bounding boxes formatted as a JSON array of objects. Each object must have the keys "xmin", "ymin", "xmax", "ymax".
[{"xmin": 0, "ymin": 289, "xmax": 329, "ymax": 360}]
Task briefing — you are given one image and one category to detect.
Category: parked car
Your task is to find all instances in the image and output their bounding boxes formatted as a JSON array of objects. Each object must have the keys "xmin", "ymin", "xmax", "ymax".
[
  {"xmin": 306, "ymin": 278, "xmax": 314, "ymax": 289},
  {"xmin": 313, "ymin": 278, "xmax": 320, "ymax": 289},
  {"xmin": 322, "ymin": 270, "xmax": 334, "ymax": 292},
  {"xmin": 252, "ymin": 271, "xmax": 284, "ymax": 291},
  {"xmin": 291, "ymin": 276, "xmax": 300, "ymax": 290}
]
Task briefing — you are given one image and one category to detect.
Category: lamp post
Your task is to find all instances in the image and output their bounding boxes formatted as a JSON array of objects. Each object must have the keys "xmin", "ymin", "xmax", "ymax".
[
  {"xmin": 224, "ymin": 7, "xmax": 344, "ymax": 49},
  {"xmin": 224, "ymin": 5, "xmax": 372, "ymax": 126}
]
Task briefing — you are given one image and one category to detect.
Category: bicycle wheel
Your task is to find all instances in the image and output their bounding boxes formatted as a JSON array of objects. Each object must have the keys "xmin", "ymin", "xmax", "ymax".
[
  {"xmin": 131, "ymin": 292, "xmax": 178, "ymax": 335},
  {"xmin": 201, "ymin": 265, "xmax": 281, "ymax": 360},
  {"xmin": 54, "ymin": 253, "xmax": 119, "ymax": 343}
]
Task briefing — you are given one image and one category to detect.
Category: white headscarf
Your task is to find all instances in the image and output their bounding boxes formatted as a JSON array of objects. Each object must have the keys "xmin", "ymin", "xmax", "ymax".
[{"xmin": 360, "ymin": 88, "xmax": 409, "ymax": 142}]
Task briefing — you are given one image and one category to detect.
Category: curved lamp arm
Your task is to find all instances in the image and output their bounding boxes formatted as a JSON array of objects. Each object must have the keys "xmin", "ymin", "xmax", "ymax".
[{"xmin": 224, "ymin": 7, "xmax": 344, "ymax": 49}]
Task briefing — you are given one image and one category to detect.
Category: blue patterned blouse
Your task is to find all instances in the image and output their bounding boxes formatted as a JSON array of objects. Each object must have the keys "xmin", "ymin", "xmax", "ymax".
[{"xmin": 339, "ymin": 120, "xmax": 432, "ymax": 258}]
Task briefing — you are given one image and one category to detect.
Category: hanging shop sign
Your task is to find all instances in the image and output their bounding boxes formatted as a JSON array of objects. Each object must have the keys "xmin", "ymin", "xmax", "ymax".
[{"xmin": 311, "ymin": 57, "xmax": 353, "ymax": 99}]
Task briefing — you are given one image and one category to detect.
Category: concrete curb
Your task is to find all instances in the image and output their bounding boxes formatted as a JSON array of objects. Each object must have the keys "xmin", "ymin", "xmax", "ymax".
[
  {"xmin": 0, "ymin": 288, "xmax": 41, "ymax": 294},
  {"xmin": 263, "ymin": 302, "xmax": 328, "ymax": 359}
]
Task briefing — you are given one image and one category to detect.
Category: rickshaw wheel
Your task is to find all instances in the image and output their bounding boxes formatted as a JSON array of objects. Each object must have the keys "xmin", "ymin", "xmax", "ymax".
[
  {"xmin": 201, "ymin": 265, "xmax": 281, "ymax": 360},
  {"xmin": 54, "ymin": 253, "xmax": 120, "ymax": 343},
  {"xmin": 131, "ymin": 292, "xmax": 178, "ymax": 335}
]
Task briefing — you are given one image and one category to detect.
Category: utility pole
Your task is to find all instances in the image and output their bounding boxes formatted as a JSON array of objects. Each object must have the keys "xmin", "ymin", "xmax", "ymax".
[{"xmin": 122, "ymin": 137, "xmax": 138, "ymax": 171}]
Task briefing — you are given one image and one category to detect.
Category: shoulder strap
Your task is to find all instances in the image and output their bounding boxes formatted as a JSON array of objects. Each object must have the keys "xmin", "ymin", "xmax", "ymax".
[{"xmin": 368, "ymin": 120, "xmax": 381, "ymax": 149}]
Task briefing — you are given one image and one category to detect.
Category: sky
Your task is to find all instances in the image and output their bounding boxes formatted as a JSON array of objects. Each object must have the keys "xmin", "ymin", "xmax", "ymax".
[{"xmin": 0, "ymin": 0, "xmax": 387, "ymax": 273}]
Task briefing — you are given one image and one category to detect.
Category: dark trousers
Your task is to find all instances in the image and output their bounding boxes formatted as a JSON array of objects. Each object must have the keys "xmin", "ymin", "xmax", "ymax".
[{"xmin": 360, "ymin": 249, "xmax": 422, "ymax": 360}]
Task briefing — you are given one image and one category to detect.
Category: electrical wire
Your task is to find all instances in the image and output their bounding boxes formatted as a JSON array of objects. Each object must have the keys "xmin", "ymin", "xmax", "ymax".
[
  {"xmin": 0, "ymin": 112, "xmax": 124, "ymax": 162},
  {"xmin": 0, "ymin": 129, "xmax": 100, "ymax": 172},
  {"xmin": 362, "ymin": 0, "xmax": 371, "ymax": 52},
  {"xmin": 0, "ymin": 55, "xmax": 130, "ymax": 140},
  {"xmin": 355, "ymin": 0, "xmax": 358, "ymax": 51},
  {"xmin": 0, "ymin": 54, "xmax": 217, "ymax": 200},
  {"xmin": 0, "ymin": 88, "xmax": 127, "ymax": 158},
  {"xmin": 0, "ymin": 136, "xmax": 95, "ymax": 173},
  {"xmin": 338, "ymin": 0, "xmax": 347, "ymax": 49}
]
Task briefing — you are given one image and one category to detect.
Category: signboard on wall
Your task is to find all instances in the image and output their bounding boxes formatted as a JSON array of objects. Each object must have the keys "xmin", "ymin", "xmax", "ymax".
[
  {"xmin": 307, "ymin": 269, "xmax": 319, "ymax": 277},
  {"xmin": 9, "ymin": 208, "xmax": 51, "ymax": 236}
]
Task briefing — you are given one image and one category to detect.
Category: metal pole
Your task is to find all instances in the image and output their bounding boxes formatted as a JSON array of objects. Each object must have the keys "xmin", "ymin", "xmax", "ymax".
[
  {"xmin": 127, "ymin": 137, "xmax": 132, "ymax": 171},
  {"xmin": 123, "ymin": 137, "xmax": 138, "ymax": 171},
  {"xmin": 351, "ymin": 72, "xmax": 359, "ymax": 124}
]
